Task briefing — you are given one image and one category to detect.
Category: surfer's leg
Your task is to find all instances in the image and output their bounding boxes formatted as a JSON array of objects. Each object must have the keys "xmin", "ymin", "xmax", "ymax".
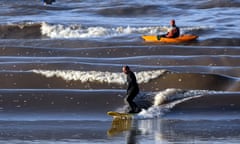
[{"xmin": 126, "ymin": 91, "xmax": 139, "ymax": 113}]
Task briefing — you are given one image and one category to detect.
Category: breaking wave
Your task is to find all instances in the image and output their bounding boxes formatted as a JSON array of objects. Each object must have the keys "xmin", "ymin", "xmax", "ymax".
[
  {"xmin": 40, "ymin": 22, "xmax": 210, "ymax": 39},
  {"xmin": 137, "ymin": 89, "xmax": 240, "ymax": 119},
  {"xmin": 0, "ymin": 22, "xmax": 209, "ymax": 39},
  {"xmin": 2, "ymin": 22, "xmax": 239, "ymax": 47},
  {"xmin": 32, "ymin": 69, "xmax": 167, "ymax": 85}
]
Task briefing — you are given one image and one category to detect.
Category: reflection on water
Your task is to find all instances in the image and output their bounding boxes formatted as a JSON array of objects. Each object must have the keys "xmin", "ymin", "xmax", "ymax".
[
  {"xmin": 107, "ymin": 118, "xmax": 132, "ymax": 136},
  {"xmin": 108, "ymin": 118, "xmax": 140, "ymax": 144},
  {"xmin": 108, "ymin": 118, "xmax": 240, "ymax": 144}
]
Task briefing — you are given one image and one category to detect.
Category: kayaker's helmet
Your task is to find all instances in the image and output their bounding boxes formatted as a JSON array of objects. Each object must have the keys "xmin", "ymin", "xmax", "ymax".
[{"xmin": 170, "ymin": 19, "xmax": 175, "ymax": 26}]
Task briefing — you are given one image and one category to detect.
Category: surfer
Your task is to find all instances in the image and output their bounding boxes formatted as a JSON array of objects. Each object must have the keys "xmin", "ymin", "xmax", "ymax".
[
  {"xmin": 158, "ymin": 19, "xmax": 180, "ymax": 39},
  {"xmin": 122, "ymin": 66, "xmax": 141, "ymax": 113},
  {"xmin": 42, "ymin": 0, "xmax": 56, "ymax": 5}
]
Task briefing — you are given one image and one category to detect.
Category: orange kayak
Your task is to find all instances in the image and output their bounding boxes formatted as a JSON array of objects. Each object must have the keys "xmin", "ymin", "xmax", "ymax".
[{"xmin": 141, "ymin": 34, "xmax": 198, "ymax": 43}]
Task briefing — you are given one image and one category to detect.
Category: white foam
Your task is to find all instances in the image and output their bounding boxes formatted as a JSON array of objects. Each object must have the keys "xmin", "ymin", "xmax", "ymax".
[
  {"xmin": 153, "ymin": 89, "xmax": 185, "ymax": 106},
  {"xmin": 41, "ymin": 22, "xmax": 110, "ymax": 38},
  {"xmin": 41, "ymin": 22, "xmax": 168, "ymax": 38},
  {"xmin": 32, "ymin": 69, "xmax": 166, "ymax": 84},
  {"xmin": 137, "ymin": 89, "xmax": 214, "ymax": 119},
  {"xmin": 41, "ymin": 22, "xmax": 211, "ymax": 39}
]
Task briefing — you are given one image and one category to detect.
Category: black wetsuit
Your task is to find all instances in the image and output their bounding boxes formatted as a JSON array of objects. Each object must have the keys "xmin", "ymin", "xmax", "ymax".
[
  {"xmin": 43, "ymin": 0, "xmax": 56, "ymax": 4},
  {"xmin": 171, "ymin": 26, "xmax": 180, "ymax": 38},
  {"xmin": 125, "ymin": 71, "xmax": 139, "ymax": 113}
]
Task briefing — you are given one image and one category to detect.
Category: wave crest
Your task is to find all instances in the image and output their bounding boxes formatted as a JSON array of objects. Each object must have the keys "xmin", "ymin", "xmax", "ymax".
[
  {"xmin": 32, "ymin": 69, "xmax": 166, "ymax": 84},
  {"xmin": 40, "ymin": 22, "xmax": 208, "ymax": 39}
]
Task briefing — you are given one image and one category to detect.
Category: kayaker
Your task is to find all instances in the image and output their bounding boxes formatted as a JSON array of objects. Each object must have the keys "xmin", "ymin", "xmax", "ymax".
[
  {"xmin": 158, "ymin": 19, "xmax": 180, "ymax": 39},
  {"xmin": 166, "ymin": 19, "xmax": 180, "ymax": 38}
]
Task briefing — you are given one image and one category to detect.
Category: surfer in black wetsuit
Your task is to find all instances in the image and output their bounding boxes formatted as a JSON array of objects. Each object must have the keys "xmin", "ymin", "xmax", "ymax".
[
  {"xmin": 122, "ymin": 66, "xmax": 141, "ymax": 113},
  {"xmin": 42, "ymin": 0, "xmax": 56, "ymax": 5}
]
